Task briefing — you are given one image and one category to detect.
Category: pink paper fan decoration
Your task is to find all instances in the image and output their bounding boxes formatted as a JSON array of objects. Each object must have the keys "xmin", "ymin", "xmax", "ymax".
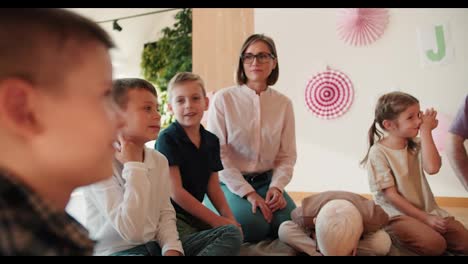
[
  {"xmin": 305, "ymin": 67, "xmax": 354, "ymax": 119},
  {"xmin": 432, "ymin": 112, "xmax": 452, "ymax": 153},
  {"xmin": 337, "ymin": 8, "xmax": 389, "ymax": 46}
]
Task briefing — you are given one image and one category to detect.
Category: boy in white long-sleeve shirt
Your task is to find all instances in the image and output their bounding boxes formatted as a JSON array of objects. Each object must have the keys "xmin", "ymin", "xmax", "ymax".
[
  {"xmin": 83, "ymin": 78, "xmax": 183, "ymax": 256},
  {"xmin": 84, "ymin": 78, "xmax": 237, "ymax": 256}
]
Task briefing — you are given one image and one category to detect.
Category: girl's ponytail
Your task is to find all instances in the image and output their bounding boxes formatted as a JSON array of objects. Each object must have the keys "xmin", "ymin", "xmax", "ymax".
[
  {"xmin": 361, "ymin": 91, "xmax": 420, "ymax": 167},
  {"xmin": 360, "ymin": 120, "xmax": 382, "ymax": 166}
]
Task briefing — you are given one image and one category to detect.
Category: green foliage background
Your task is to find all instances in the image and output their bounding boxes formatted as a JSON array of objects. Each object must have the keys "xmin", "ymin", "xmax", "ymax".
[{"xmin": 141, "ymin": 8, "xmax": 192, "ymax": 129}]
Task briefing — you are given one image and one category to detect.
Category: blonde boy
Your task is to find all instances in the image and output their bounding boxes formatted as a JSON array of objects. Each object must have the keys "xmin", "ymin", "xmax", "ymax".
[
  {"xmin": 156, "ymin": 72, "xmax": 242, "ymax": 256},
  {"xmin": 0, "ymin": 8, "xmax": 122, "ymax": 255}
]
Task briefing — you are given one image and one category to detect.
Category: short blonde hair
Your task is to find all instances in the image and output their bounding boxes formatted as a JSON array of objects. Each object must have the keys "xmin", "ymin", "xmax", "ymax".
[
  {"xmin": 167, "ymin": 72, "xmax": 206, "ymax": 102},
  {"xmin": 315, "ymin": 199, "xmax": 363, "ymax": 256}
]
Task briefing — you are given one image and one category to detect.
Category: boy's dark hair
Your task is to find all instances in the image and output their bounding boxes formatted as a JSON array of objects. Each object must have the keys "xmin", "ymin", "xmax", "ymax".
[
  {"xmin": 112, "ymin": 78, "xmax": 157, "ymax": 109},
  {"xmin": 0, "ymin": 8, "xmax": 114, "ymax": 88}
]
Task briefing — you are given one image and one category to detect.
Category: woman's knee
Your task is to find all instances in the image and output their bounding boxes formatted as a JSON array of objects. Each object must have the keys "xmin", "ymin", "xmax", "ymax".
[
  {"xmin": 270, "ymin": 202, "xmax": 296, "ymax": 232},
  {"xmin": 240, "ymin": 216, "xmax": 270, "ymax": 242}
]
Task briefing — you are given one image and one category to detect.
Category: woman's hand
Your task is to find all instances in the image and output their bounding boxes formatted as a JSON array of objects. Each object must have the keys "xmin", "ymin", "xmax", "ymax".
[
  {"xmin": 265, "ymin": 187, "xmax": 287, "ymax": 213},
  {"xmin": 246, "ymin": 191, "xmax": 273, "ymax": 223}
]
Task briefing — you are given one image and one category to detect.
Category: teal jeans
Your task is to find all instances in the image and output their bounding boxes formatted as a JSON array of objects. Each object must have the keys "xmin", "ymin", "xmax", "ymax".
[
  {"xmin": 204, "ymin": 171, "xmax": 296, "ymax": 243},
  {"xmin": 111, "ymin": 224, "xmax": 242, "ymax": 256}
]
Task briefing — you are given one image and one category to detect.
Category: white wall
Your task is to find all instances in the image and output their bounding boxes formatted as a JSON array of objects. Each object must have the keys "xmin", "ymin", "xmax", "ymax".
[
  {"xmin": 69, "ymin": 8, "xmax": 179, "ymax": 79},
  {"xmin": 255, "ymin": 8, "xmax": 468, "ymax": 197}
]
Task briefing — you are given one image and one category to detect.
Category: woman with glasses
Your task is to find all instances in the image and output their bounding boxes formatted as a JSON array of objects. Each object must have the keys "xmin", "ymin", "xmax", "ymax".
[{"xmin": 206, "ymin": 34, "xmax": 297, "ymax": 242}]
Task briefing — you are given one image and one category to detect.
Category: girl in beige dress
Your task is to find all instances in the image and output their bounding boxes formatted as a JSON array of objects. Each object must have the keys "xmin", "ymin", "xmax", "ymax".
[{"xmin": 361, "ymin": 91, "xmax": 468, "ymax": 255}]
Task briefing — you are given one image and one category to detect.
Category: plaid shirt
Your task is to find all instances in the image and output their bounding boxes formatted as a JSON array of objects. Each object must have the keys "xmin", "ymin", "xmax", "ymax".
[{"xmin": 0, "ymin": 170, "xmax": 95, "ymax": 255}]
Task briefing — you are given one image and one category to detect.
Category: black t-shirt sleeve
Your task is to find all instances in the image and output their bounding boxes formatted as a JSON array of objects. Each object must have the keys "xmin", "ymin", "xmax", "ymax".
[
  {"xmin": 210, "ymin": 137, "xmax": 224, "ymax": 172},
  {"xmin": 155, "ymin": 133, "xmax": 180, "ymax": 166}
]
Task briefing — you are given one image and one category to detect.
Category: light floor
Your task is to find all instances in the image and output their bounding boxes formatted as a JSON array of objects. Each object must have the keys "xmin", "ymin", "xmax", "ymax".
[{"xmin": 443, "ymin": 207, "xmax": 468, "ymax": 228}]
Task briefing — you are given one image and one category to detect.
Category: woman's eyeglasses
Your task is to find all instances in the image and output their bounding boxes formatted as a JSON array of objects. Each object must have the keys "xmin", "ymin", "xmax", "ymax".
[{"xmin": 241, "ymin": 52, "xmax": 275, "ymax": 64}]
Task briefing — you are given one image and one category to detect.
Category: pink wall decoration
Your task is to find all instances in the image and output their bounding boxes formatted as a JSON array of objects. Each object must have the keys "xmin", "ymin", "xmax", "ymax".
[
  {"xmin": 432, "ymin": 112, "xmax": 452, "ymax": 153},
  {"xmin": 337, "ymin": 8, "xmax": 389, "ymax": 46},
  {"xmin": 305, "ymin": 67, "xmax": 354, "ymax": 119}
]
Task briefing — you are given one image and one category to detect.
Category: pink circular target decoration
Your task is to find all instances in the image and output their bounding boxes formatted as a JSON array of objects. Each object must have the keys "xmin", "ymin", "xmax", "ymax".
[{"xmin": 305, "ymin": 67, "xmax": 354, "ymax": 119}]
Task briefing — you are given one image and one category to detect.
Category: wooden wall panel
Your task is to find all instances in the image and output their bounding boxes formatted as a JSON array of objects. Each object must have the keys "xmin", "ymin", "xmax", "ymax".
[{"xmin": 192, "ymin": 8, "xmax": 254, "ymax": 93}]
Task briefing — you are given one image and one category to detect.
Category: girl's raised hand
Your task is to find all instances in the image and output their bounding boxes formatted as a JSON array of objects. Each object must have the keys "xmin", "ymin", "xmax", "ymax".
[{"xmin": 420, "ymin": 108, "xmax": 438, "ymax": 131}]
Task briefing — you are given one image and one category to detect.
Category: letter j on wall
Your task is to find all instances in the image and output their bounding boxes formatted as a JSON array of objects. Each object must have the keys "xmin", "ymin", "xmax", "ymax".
[{"xmin": 417, "ymin": 23, "xmax": 454, "ymax": 67}]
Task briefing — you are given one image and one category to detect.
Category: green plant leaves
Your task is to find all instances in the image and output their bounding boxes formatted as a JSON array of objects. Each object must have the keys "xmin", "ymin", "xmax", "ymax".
[{"xmin": 141, "ymin": 8, "xmax": 192, "ymax": 129}]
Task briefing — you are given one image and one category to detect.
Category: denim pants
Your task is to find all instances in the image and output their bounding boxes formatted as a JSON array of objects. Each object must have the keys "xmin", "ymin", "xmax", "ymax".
[
  {"xmin": 204, "ymin": 170, "xmax": 296, "ymax": 243},
  {"xmin": 111, "ymin": 224, "xmax": 242, "ymax": 256}
]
